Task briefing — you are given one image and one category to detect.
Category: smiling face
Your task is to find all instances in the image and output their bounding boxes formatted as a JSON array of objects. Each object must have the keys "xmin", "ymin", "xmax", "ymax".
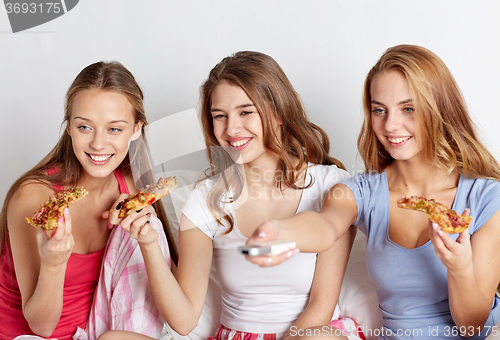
[
  {"xmin": 210, "ymin": 82, "xmax": 270, "ymax": 165},
  {"xmin": 67, "ymin": 89, "xmax": 142, "ymax": 178},
  {"xmin": 370, "ymin": 69, "xmax": 422, "ymax": 162}
]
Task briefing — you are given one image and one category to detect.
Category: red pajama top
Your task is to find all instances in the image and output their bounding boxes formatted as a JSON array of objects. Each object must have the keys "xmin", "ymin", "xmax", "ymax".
[{"xmin": 0, "ymin": 169, "xmax": 129, "ymax": 340}]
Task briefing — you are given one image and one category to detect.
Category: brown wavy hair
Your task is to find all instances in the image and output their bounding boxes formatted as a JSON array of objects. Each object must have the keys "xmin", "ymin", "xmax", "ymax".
[
  {"xmin": 199, "ymin": 51, "xmax": 346, "ymax": 232},
  {"xmin": 358, "ymin": 44, "xmax": 500, "ymax": 180},
  {"xmin": 0, "ymin": 61, "xmax": 178, "ymax": 264}
]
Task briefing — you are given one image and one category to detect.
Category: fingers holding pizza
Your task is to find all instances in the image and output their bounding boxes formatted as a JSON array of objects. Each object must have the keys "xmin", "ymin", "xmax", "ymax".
[
  {"xmin": 105, "ymin": 177, "xmax": 177, "ymax": 244},
  {"xmin": 35, "ymin": 207, "xmax": 75, "ymax": 268},
  {"xmin": 123, "ymin": 211, "xmax": 158, "ymax": 245},
  {"xmin": 428, "ymin": 218, "xmax": 472, "ymax": 271},
  {"xmin": 398, "ymin": 195, "xmax": 473, "ymax": 270}
]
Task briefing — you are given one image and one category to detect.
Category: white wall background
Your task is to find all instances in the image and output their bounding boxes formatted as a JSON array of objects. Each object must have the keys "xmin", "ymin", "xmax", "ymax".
[{"xmin": 1, "ymin": 0, "xmax": 500, "ymax": 203}]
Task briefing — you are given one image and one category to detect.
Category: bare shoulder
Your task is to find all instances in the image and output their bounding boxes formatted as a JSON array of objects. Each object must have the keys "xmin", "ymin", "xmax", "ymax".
[
  {"xmin": 321, "ymin": 183, "xmax": 358, "ymax": 226},
  {"xmin": 8, "ymin": 180, "xmax": 54, "ymax": 230},
  {"xmin": 323, "ymin": 183, "xmax": 357, "ymax": 205}
]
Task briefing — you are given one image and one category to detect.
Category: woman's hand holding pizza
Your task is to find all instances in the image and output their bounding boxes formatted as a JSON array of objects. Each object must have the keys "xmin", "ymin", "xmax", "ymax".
[
  {"xmin": 429, "ymin": 209, "xmax": 473, "ymax": 272},
  {"xmin": 103, "ymin": 193, "xmax": 158, "ymax": 245},
  {"xmin": 35, "ymin": 207, "xmax": 74, "ymax": 268}
]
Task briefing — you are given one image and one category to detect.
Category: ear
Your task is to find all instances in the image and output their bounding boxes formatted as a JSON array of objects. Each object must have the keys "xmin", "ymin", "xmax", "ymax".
[
  {"xmin": 66, "ymin": 120, "xmax": 71, "ymax": 136},
  {"xmin": 130, "ymin": 122, "xmax": 144, "ymax": 141}
]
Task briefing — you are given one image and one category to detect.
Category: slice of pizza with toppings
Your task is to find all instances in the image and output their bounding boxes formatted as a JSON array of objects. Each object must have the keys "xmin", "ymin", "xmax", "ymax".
[
  {"xmin": 118, "ymin": 176, "xmax": 177, "ymax": 218},
  {"xmin": 26, "ymin": 187, "xmax": 88, "ymax": 230},
  {"xmin": 397, "ymin": 195, "xmax": 472, "ymax": 234}
]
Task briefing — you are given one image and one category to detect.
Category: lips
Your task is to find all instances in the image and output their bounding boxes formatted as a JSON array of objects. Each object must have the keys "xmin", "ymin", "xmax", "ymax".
[
  {"xmin": 227, "ymin": 138, "xmax": 252, "ymax": 150},
  {"xmin": 387, "ymin": 136, "xmax": 411, "ymax": 145},
  {"xmin": 228, "ymin": 138, "xmax": 250, "ymax": 147},
  {"xmin": 86, "ymin": 153, "xmax": 113, "ymax": 163}
]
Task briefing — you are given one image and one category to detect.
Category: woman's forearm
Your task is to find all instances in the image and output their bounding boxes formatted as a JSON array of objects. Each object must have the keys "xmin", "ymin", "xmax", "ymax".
[
  {"xmin": 23, "ymin": 263, "xmax": 66, "ymax": 337},
  {"xmin": 139, "ymin": 242, "xmax": 205, "ymax": 336},
  {"xmin": 276, "ymin": 211, "xmax": 336, "ymax": 252},
  {"xmin": 448, "ymin": 266, "xmax": 491, "ymax": 333}
]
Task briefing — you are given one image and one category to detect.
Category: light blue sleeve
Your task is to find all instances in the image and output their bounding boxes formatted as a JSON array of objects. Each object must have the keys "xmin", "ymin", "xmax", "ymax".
[
  {"xmin": 467, "ymin": 178, "xmax": 500, "ymax": 234},
  {"xmin": 341, "ymin": 172, "xmax": 388, "ymax": 236}
]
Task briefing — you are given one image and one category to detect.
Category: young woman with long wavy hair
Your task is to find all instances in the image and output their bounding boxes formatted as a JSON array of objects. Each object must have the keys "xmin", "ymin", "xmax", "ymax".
[{"xmin": 98, "ymin": 51, "xmax": 362, "ymax": 340}]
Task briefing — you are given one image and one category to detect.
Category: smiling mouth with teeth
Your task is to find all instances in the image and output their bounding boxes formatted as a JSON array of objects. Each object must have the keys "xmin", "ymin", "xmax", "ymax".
[
  {"xmin": 229, "ymin": 138, "xmax": 251, "ymax": 147},
  {"xmin": 87, "ymin": 153, "xmax": 113, "ymax": 162},
  {"xmin": 387, "ymin": 136, "xmax": 411, "ymax": 144}
]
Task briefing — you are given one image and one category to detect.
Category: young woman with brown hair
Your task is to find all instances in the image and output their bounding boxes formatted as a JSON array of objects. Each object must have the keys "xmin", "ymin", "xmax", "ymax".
[
  {"xmin": 98, "ymin": 51, "xmax": 362, "ymax": 340},
  {"xmin": 0, "ymin": 61, "xmax": 176, "ymax": 340},
  {"xmin": 247, "ymin": 45, "xmax": 500, "ymax": 339}
]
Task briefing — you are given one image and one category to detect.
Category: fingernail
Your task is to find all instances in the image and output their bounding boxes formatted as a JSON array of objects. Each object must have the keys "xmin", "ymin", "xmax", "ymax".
[
  {"xmin": 59, "ymin": 216, "xmax": 64, "ymax": 223},
  {"xmin": 50, "ymin": 228, "xmax": 57, "ymax": 238},
  {"xmin": 64, "ymin": 208, "xmax": 69, "ymax": 214},
  {"xmin": 258, "ymin": 231, "xmax": 266, "ymax": 238},
  {"xmin": 116, "ymin": 202, "xmax": 122, "ymax": 210},
  {"xmin": 285, "ymin": 250, "xmax": 294, "ymax": 258},
  {"xmin": 432, "ymin": 223, "xmax": 440, "ymax": 231},
  {"xmin": 108, "ymin": 224, "xmax": 114, "ymax": 230},
  {"xmin": 147, "ymin": 213, "xmax": 152, "ymax": 217},
  {"xmin": 438, "ymin": 230, "xmax": 443, "ymax": 236},
  {"xmin": 264, "ymin": 257, "xmax": 272, "ymax": 264},
  {"xmin": 136, "ymin": 209, "xmax": 142, "ymax": 213}
]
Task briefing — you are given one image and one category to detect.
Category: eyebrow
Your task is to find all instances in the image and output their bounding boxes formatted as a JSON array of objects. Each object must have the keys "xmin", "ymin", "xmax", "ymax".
[
  {"xmin": 371, "ymin": 99, "xmax": 413, "ymax": 106},
  {"xmin": 73, "ymin": 116, "xmax": 129, "ymax": 124},
  {"xmin": 210, "ymin": 103, "xmax": 255, "ymax": 113}
]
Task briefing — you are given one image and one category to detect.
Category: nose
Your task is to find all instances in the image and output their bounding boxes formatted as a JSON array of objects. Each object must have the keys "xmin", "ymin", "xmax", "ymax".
[
  {"xmin": 226, "ymin": 115, "xmax": 242, "ymax": 136},
  {"xmin": 89, "ymin": 129, "xmax": 107, "ymax": 150},
  {"xmin": 385, "ymin": 111, "xmax": 403, "ymax": 132}
]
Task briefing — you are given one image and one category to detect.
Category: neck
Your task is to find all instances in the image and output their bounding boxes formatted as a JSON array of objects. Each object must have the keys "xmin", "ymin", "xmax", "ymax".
[
  {"xmin": 386, "ymin": 157, "xmax": 459, "ymax": 196},
  {"xmin": 77, "ymin": 170, "xmax": 118, "ymax": 197},
  {"xmin": 243, "ymin": 153, "xmax": 282, "ymax": 187},
  {"xmin": 243, "ymin": 153, "xmax": 305, "ymax": 188}
]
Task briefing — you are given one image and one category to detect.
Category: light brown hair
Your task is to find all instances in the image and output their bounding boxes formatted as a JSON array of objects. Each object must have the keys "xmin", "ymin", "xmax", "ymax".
[
  {"xmin": 199, "ymin": 51, "xmax": 345, "ymax": 231},
  {"xmin": 0, "ymin": 61, "xmax": 178, "ymax": 264},
  {"xmin": 358, "ymin": 44, "xmax": 500, "ymax": 180}
]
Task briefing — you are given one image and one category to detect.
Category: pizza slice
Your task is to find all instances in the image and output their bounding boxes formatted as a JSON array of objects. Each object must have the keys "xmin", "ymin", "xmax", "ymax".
[
  {"xmin": 397, "ymin": 195, "xmax": 472, "ymax": 234},
  {"xmin": 26, "ymin": 187, "xmax": 88, "ymax": 230},
  {"xmin": 118, "ymin": 177, "xmax": 177, "ymax": 218}
]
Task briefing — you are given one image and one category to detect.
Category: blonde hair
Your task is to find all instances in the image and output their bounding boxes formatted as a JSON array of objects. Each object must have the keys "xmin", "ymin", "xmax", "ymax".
[
  {"xmin": 1, "ymin": 61, "xmax": 178, "ymax": 264},
  {"xmin": 199, "ymin": 51, "xmax": 345, "ymax": 232},
  {"xmin": 358, "ymin": 44, "xmax": 500, "ymax": 180}
]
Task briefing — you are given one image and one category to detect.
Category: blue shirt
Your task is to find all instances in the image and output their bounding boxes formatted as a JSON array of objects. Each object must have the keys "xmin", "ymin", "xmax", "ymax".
[{"xmin": 343, "ymin": 171, "xmax": 500, "ymax": 339}]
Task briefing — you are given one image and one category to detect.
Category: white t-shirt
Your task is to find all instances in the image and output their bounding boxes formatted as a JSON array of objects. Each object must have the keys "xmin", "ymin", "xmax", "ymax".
[{"xmin": 181, "ymin": 164, "xmax": 350, "ymax": 334}]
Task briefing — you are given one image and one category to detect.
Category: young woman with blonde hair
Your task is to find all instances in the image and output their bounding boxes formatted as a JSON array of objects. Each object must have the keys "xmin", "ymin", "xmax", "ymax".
[
  {"xmin": 99, "ymin": 51, "xmax": 363, "ymax": 340},
  {"xmin": 0, "ymin": 61, "xmax": 176, "ymax": 340},
  {"xmin": 247, "ymin": 45, "xmax": 500, "ymax": 339}
]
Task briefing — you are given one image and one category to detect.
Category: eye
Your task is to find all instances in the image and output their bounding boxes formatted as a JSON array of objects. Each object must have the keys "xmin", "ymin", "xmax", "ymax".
[
  {"xmin": 371, "ymin": 108, "xmax": 386, "ymax": 116},
  {"xmin": 212, "ymin": 114, "xmax": 226, "ymax": 120},
  {"xmin": 403, "ymin": 107, "xmax": 414, "ymax": 114},
  {"xmin": 109, "ymin": 127, "xmax": 122, "ymax": 133},
  {"xmin": 240, "ymin": 111, "xmax": 253, "ymax": 116},
  {"xmin": 77, "ymin": 125, "xmax": 91, "ymax": 131}
]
